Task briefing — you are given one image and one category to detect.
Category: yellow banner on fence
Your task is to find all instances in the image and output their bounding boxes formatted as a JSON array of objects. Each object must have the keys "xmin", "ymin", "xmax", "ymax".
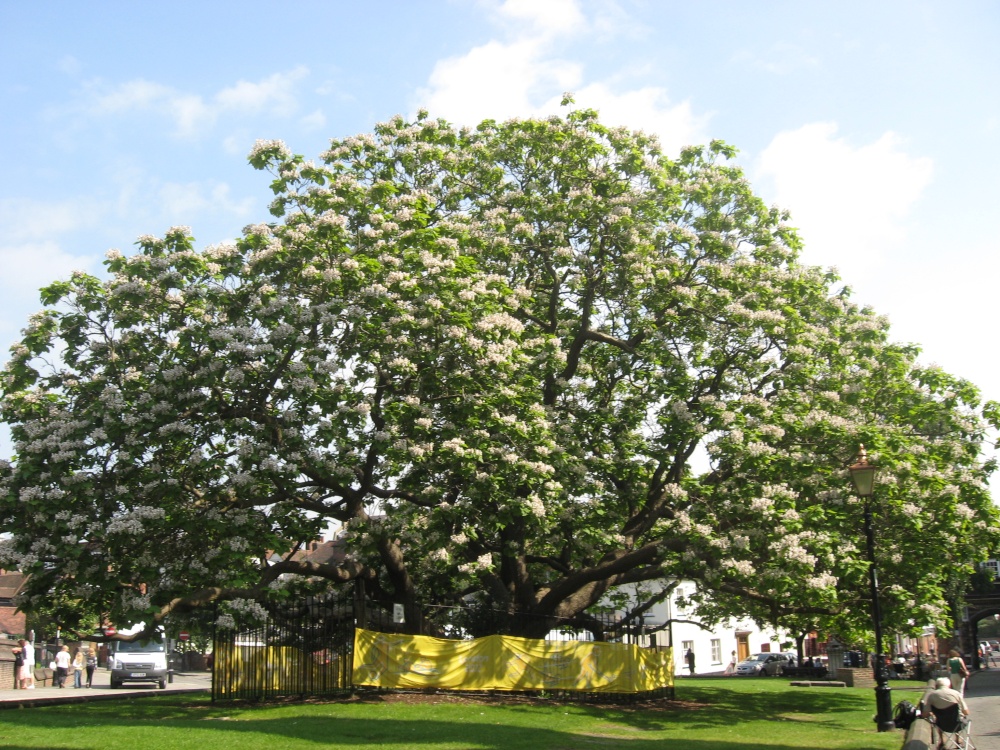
[{"xmin": 352, "ymin": 628, "xmax": 672, "ymax": 693}]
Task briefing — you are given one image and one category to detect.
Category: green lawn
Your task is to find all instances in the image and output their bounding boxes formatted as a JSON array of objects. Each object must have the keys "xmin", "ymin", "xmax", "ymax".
[{"xmin": 0, "ymin": 679, "xmax": 913, "ymax": 749}]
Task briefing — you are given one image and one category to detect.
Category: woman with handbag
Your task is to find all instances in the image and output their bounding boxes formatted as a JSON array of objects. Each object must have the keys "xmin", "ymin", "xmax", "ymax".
[{"xmin": 948, "ymin": 648, "xmax": 970, "ymax": 695}]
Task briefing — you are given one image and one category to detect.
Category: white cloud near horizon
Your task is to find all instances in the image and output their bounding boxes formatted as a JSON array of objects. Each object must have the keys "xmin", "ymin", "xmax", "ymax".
[
  {"xmin": 300, "ymin": 109, "xmax": 328, "ymax": 131},
  {"xmin": 417, "ymin": 37, "xmax": 581, "ymax": 123},
  {"xmin": 0, "ymin": 237, "xmax": 96, "ymax": 339},
  {"xmin": 157, "ymin": 181, "xmax": 256, "ymax": 220},
  {"xmin": 491, "ymin": 0, "xmax": 587, "ymax": 36},
  {"xmin": 417, "ymin": 0, "xmax": 707, "ymax": 154},
  {"xmin": 755, "ymin": 122, "xmax": 933, "ymax": 274},
  {"xmin": 732, "ymin": 42, "xmax": 820, "ymax": 75},
  {"xmin": 80, "ymin": 67, "xmax": 310, "ymax": 137},
  {"xmin": 566, "ymin": 83, "xmax": 709, "ymax": 155},
  {"xmin": 0, "ymin": 196, "xmax": 103, "ymax": 244}
]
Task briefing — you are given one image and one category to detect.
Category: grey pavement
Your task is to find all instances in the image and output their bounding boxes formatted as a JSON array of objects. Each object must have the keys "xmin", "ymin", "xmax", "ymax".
[
  {"xmin": 965, "ymin": 667, "xmax": 1000, "ymax": 749},
  {"xmin": 0, "ymin": 668, "xmax": 210, "ymax": 708}
]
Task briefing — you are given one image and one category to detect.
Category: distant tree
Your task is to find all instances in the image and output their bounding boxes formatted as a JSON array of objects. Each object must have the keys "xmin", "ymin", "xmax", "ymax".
[{"xmin": 1, "ymin": 108, "xmax": 996, "ymax": 639}]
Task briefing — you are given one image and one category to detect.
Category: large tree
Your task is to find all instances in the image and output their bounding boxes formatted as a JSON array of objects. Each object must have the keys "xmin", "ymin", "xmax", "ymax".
[{"xmin": 1, "ymin": 107, "xmax": 996, "ymax": 639}]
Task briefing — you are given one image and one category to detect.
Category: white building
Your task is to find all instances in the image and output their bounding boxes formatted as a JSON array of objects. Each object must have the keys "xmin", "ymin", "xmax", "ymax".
[{"xmin": 621, "ymin": 581, "xmax": 790, "ymax": 676}]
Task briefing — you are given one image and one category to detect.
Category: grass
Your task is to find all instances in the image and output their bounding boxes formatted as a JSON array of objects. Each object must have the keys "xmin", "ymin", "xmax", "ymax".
[{"xmin": 0, "ymin": 678, "xmax": 914, "ymax": 749}]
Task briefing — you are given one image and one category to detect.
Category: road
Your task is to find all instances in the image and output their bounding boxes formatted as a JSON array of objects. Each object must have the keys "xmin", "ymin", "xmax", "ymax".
[{"xmin": 0, "ymin": 668, "xmax": 210, "ymax": 708}]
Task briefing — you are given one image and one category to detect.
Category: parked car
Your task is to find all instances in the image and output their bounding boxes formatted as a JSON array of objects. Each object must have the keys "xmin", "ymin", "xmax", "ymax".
[{"xmin": 734, "ymin": 653, "xmax": 790, "ymax": 676}]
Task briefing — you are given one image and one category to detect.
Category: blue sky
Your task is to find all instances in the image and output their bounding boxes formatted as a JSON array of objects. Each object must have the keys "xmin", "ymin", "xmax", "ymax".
[{"xmin": 1, "ymin": 0, "xmax": 998, "ymax": 439}]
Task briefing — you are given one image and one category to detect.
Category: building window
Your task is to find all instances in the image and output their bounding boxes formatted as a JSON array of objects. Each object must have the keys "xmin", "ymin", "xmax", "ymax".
[
  {"xmin": 983, "ymin": 560, "xmax": 1000, "ymax": 580},
  {"xmin": 674, "ymin": 586, "xmax": 692, "ymax": 616},
  {"xmin": 682, "ymin": 640, "xmax": 694, "ymax": 655},
  {"xmin": 711, "ymin": 639, "xmax": 722, "ymax": 664}
]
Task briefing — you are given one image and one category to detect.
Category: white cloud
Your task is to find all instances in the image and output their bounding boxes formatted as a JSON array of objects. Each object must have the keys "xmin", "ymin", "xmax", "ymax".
[
  {"xmin": 300, "ymin": 109, "xmax": 328, "ymax": 131},
  {"xmin": 418, "ymin": 38, "xmax": 581, "ymax": 124},
  {"xmin": 493, "ymin": 0, "xmax": 587, "ymax": 36},
  {"xmin": 755, "ymin": 122, "xmax": 933, "ymax": 272},
  {"xmin": 222, "ymin": 134, "xmax": 246, "ymax": 156},
  {"xmin": 732, "ymin": 43, "xmax": 820, "ymax": 75},
  {"xmin": 214, "ymin": 67, "xmax": 308, "ymax": 116},
  {"xmin": 0, "ymin": 198, "xmax": 103, "ymax": 319},
  {"xmin": 158, "ymin": 181, "xmax": 255, "ymax": 220},
  {"xmin": 416, "ymin": 0, "xmax": 707, "ymax": 154},
  {"xmin": 0, "ymin": 241, "xmax": 89, "ymax": 294},
  {"xmin": 0, "ymin": 240, "xmax": 96, "ymax": 340},
  {"xmin": 566, "ymin": 83, "xmax": 708, "ymax": 156},
  {"xmin": 57, "ymin": 55, "xmax": 82, "ymax": 76},
  {"xmin": 81, "ymin": 67, "xmax": 309, "ymax": 137},
  {"xmin": 0, "ymin": 196, "xmax": 105, "ymax": 244}
]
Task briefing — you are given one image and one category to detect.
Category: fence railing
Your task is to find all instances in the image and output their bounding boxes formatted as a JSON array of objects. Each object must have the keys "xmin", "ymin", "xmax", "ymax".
[
  {"xmin": 212, "ymin": 594, "xmax": 354, "ymax": 701},
  {"xmin": 212, "ymin": 590, "xmax": 673, "ymax": 701}
]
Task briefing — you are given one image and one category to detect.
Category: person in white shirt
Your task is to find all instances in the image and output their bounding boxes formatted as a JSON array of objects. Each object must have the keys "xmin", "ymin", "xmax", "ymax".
[
  {"xmin": 923, "ymin": 675, "xmax": 970, "ymax": 735},
  {"xmin": 19, "ymin": 639, "xmax": 35, "ymax": 689},
  {"xmin": 54, "ymin": 645, "xmax": 71, "ymax": 688}
]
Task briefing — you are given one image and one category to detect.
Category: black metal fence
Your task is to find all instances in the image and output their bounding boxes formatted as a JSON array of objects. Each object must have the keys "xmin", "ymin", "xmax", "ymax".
[
  {"xmin": 213, "ymin": 588, "xmax": 671, "ymax": 701},
  {"xmin": 212, "ymin": 592, "xmax": 355, "ymax": 701}
]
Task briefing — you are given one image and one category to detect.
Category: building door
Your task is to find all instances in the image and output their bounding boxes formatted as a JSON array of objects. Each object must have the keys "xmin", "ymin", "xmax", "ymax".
[{"xmin": 736, "ymin": 633, "xmax": 750, "ymax": 661}]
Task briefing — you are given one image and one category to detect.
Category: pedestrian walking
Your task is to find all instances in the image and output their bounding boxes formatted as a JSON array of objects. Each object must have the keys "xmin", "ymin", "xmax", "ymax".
[
  {"xmin": 55, "ymin": 645, "xmax": 71, "ymax": 688},
  {"xmin": 685, "ymin": 648, "xmax": 696, "ymax": 675},
  {"xmin": 84, "ymin": 647, "xmax": 97, "ymax": 688},
  {"xmin": 71, "ymin": 647, "xmax": 84, "ymax": 688},
  {"xmin": 724, "ymin": 650, "xmax": 737, "ymax": 675},
  {"xmin": 948, "ymin": 648, "xmax": 970, "ymax": 696}
]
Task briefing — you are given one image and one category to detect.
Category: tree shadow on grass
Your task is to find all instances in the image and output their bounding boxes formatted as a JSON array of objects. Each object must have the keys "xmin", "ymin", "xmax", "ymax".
[
  {"xmin": 0, "ymin": 692, "xmax": 897, "ymax": 750},
  {"xmin": 492, "ymin": 683, "xmax": 881, "ymax": 734},
  {"xmin": 0, "ymin": 715, "xmax": 891, "ymax": 750}
]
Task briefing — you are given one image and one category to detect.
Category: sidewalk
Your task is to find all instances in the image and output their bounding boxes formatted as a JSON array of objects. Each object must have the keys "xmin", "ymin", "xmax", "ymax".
[
  {"xmin": 964, "ymin": 668, "xmax": 1000, "ymax": 749},
  {"xmin": 0, "ymin": 669, "xmax": 210, "ymax": 708}
]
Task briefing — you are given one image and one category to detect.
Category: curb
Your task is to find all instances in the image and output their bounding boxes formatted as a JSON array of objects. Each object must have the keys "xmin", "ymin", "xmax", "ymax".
[{"xmin": 0, "ymin": 686, "xmax": 207, "ymax": 710}]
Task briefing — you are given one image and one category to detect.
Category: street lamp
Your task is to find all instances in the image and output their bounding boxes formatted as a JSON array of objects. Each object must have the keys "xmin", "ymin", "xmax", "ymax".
[{"xmin": 848, "ymin": 444, "xmax": 895, "ymax": 733}]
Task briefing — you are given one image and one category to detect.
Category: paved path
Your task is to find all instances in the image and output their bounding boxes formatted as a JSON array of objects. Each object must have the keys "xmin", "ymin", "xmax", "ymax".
[
  {"xmin": 966, "ymin": 667, "xmax": 1000, "ymax": 749},
  {"xmin": 0, "ymin": 669, "xmax": 210, "ymax": 707}
]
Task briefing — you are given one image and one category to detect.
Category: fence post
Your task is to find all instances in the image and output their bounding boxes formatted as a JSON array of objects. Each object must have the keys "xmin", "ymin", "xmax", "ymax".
[{"xmin": 354, "ymin": 578, "xmax": 368, "ymax": 630}]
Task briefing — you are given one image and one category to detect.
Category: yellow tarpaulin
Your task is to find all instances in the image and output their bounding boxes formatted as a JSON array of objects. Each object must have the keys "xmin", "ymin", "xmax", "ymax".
[{"xmin": 352, "ymin": 628, "xmax": 672, "ymax": 693}]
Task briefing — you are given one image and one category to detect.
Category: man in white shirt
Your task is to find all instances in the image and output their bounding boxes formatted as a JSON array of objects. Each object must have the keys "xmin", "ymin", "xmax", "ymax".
[
  {"xmin": 923, "ymin": 675, "xmax": 970, "ymax": 741},
  {"xmin": 925, "ymin": 676, "xmax": 970, "ymax": 716},
  {"xmin": 54, "ymin": 645, "xmax": 71, "ymax": 688}
]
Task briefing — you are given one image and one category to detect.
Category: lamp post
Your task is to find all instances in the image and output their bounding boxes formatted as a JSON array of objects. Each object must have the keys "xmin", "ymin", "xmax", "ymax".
[{"xmin": 848, "ymin": 444, "xmax": 896, "ymax": 732}]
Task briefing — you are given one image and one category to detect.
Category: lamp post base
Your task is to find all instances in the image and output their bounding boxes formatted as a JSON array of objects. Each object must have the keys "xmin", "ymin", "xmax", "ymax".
[{"xmin": 874, "ymin": 681, "xmax": 895, "ymax": 732}]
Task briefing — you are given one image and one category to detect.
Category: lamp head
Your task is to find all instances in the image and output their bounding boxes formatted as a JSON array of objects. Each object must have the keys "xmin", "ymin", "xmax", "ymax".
[{"xmin": 848, "ymin": 444, "xmax": 876, "ymax": 497}]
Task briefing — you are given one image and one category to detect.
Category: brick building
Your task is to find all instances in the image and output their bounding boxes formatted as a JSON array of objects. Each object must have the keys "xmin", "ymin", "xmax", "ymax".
[{"xmin": 0, "ymin": 571, "xmax": 27, "ymax": 637}]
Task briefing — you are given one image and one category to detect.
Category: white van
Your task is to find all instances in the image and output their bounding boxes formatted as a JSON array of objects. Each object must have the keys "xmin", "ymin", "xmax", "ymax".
[{"xmin": 108, "ymin": 627, "xmax": 168, "ymax": 689}]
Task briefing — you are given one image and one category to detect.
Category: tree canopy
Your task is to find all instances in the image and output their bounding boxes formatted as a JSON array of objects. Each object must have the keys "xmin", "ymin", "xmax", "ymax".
[{"xmin": 1, "ymin": 107, "xmax": 996, "ymax": 640}]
